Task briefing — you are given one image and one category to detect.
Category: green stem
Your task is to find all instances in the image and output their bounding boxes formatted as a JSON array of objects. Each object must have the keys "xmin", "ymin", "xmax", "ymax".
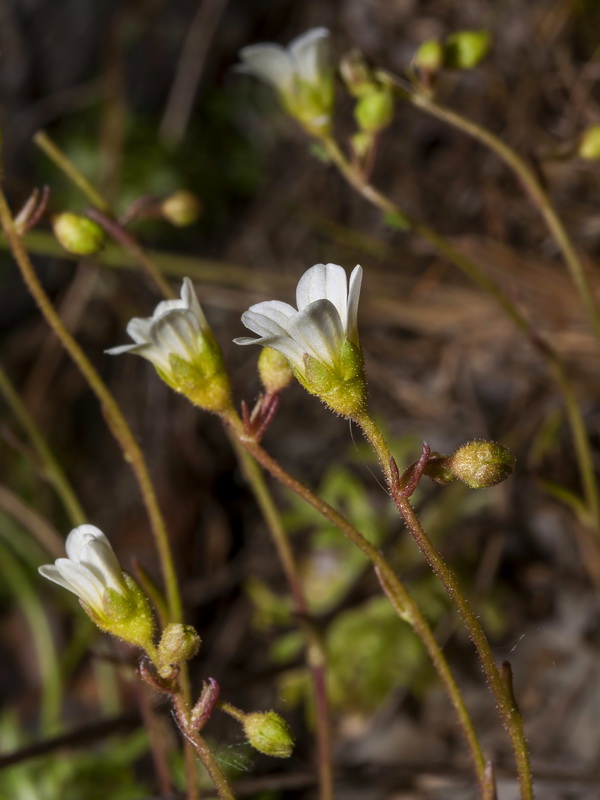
[
  {"xmin": 222, "ymin": 411, "xmax": 487, "ymax": 795},
  {"xmin": 354, "ymin": 411, "xmax": 533, "ymax": 800},
  {"xmin": 33, "ymin": 131, "xmax": 111, "ymax": 212},
  {"xmin": 322, "ymin": 135, "xmax": 600, "ymax": 535},
  {"xmin": 228, "ymin": 433, "xmax": 334, "ymax": 800},
  {"xmin": 0, "ymin": 365, "xmax": 86, "ymax": 526},
  {"xmin": 0, "ymin": 187, "xmax": 183, "ymax": 626},
  {"xmin": 407, "ymin": 90, "xmax": 600, "ymax": 346},
  {"xmin": 172, "ymin": 692, "xmax": 237, "ymax": 800}
]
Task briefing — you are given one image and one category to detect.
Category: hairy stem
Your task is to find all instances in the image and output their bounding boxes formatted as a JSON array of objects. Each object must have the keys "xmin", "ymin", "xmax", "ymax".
[
  {"xmin": 229, "ymin": 434, "xmax": 334, "ymax": 800},
  {"xmin": 0, "ymin": 188, "xmax": 183, "ymax": 627},
  {"xmin": 222, "ymin": 410, "xmax": 487, "ymax": 794},
  {"xmin": 322, "ymin": 135, "xmax": 600, "ymax": 536},
  {"xmin": 354, "ymin": 411, "xmax": 533, "ymax": 800}
]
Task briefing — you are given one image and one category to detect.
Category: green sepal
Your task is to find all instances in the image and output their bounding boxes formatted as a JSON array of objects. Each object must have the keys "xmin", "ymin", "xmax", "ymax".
[
  {"xmin": 298, "ymin": 339, "xmax": 367, "ymax": 417},
  {"xmin": 83, "ymin": 573, "xmax": 156, "ymax": 654},
  {"xmin": 282, "ymin": 72, "xmax": 335, "ymax": 137},
  {"xmin": 154, "ymin": 332, "xmax": 232, "ymax": 413}
]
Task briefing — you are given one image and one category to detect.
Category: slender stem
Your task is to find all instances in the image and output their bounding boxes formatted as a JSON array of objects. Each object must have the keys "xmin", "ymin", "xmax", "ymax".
[
  {"xmin": 354, "ymin": 411, "xmax": 533, "ymax": 800},
  {"xmin": 407, "ymin": 90, "xmax": 600, "ymax": 346},
  {"xmin": 322, "ymin": 135, "xmax": 600, "ymax": 535},
  {"xmin": 0, "ymin": 188, "xmax": 183, "ymax": 626},
  {"xmin": 222, "ymin": 411, "xmax": 487, "ymax": 794},
  {"xmin": 172, "ymin": 692, "xmax": 237, "ymax": 800},
  {"xmin": 86, "ymin": 207, "xmax": 175, "ymax": 299},
  {"xmin": 29, "ymin": 126, "xmax": 199, "ymax": 799},
  {"xmin": 229, "ymin": 433, "xmax": 334, "ymax": 800},
  {"xmin": 83, "ymin": 173, "xmax": 333, "ymax": 799},
  {"xmin": 0, "ymin": 364, "xmax": 86, "ymax": 526},
  {"xmin": 33, "ymin": 131, "xmax": 111, "ymax": 212}
]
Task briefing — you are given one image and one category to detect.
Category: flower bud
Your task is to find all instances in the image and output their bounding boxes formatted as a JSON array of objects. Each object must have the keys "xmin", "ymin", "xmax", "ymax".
[
  {"xmin": 578, "ymin": 125, "xmax": 600, "ymax": 161},
  {"xmin": 354, "ymin": 86, "xmax": 395, "ymax": 133},
  {"xmin": 243, "ymin": 711, "xmax": 294, "ymax": 758},
  {"xmin": 161, "ymin": 190, "xmax": 203, "ymax": 227},
  {"xmin": 339, "ymin": 49, "xmax": 375, "ymax": 98},
  {"xmin": 446, "ymin": 440, "xmax": 515, "ymax": 488},
  {"xmin": 258, "ymin": 347, "xmax": 293, "ymax": 394},
  {"xmin": 414, "ymin": 39, "xmax": 444, "ymax": 77},
  {"xmin": 157, "ymin": 623, "xmax": 201, "ymax": 675},
  {"xmin": 443, "ymin": 30, "xmax": 491, "ymax": 70},
  {"xmin": 52, "ymin": 213, "xmax": 106, "ymax": 256}
]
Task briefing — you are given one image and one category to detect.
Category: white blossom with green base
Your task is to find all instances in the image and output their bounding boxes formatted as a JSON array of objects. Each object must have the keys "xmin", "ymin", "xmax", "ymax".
[
  {"xmin": 234, "ymin": 263, "xmax": 366, "ymax": 416},
  {"xmin": 107, "ymin": 277, "xmax": 231, "ymax": 413},
  {"xmin": 237, "ymin": 27, "xmax": 334, "ymax": 136},
  {"xmin": 39, "ymin": 525, "xmax": 155, "ymax": 652}
]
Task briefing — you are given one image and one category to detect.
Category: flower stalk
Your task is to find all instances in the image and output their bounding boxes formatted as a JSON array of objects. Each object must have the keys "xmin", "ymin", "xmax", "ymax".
[
  {"xmin": 352, "ymin": 410, "xmax": 533, "ymax": 800},
  {"xmin": 222, "ymin": 409, "xmax": 487, "ymax": 793}
]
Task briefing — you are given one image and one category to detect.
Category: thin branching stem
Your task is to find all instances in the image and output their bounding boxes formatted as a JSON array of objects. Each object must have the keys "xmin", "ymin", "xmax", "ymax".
[
  {"xmin": 222, "ymin": 410, "xmax": 487, "ymax": 795},
  {"xmin": 353, "ymin": 410, "xmax": 534, "ymax": 800},
  {"xmin": 322, "ymin": 136, "xmax": 600, "ymax": 536}
]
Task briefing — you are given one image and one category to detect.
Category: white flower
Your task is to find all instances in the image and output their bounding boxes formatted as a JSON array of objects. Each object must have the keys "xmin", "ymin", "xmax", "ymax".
[
  {"xmin": 107, "ymin": 278, "xmax": 231, "ymax": 412},
  {"xmin": 39, "ymin": 525, "xmax": 126, "ymax": 613},
  {"xmin": 234, "ymin": 263, "xmax": 366, "ymax": 416},
  {"xmin": 106, "ymin": 277, "xmax": 210, "ymax": 374},
  {"xmin": 235, "ymin": 263, "xmax": 362, "ymax": 369},
  {"xmin": 237, "ymin": 28, "xmax": 334, "ymax": 134}
]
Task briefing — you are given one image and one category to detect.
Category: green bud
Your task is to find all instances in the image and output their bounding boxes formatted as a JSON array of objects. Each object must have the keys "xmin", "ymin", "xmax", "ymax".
[
  {"xmin": 443, "ymin": 30, "xmax": 491, "ymax": 70},
  {"xmin": 339, "ymin": 49, "xmax": 376, "ymax": 97},
  {"xmin": 446, "ymin": 440, "xmax": 515, "ymax": 488},
  {"xmin": 161, "ymin": 190, "xmax": 203, "ymax": 227},
  {"xmin": 354, "ymin": 86, "xmax": 395, "ymax": 133},
  {"xmin": 52, "ymin": 213, "xmax": 106, "ymax": 256},
  {"xmin": 157, "ymin": 623, "xmax": 201, "ymax": 677},
  {"xmin": 414, "ymin": 39, "xmax": 444, "ymax": 75},
  {"xmin": 243, "ymin": 711, "xmax": 294, "ymax": 758},
  {"xmin": 578, "ymin": 125, "xmax": 600, "ymax": 160},
  {"xmin": 258, "ymin": 347, "xmax": 293, "ymax": 394}
]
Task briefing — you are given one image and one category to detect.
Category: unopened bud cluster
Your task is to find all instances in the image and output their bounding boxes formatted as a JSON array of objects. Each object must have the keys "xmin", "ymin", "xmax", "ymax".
[{"xmin": 415, "ymin": 29, "xmax": 491, "ymax": 81}]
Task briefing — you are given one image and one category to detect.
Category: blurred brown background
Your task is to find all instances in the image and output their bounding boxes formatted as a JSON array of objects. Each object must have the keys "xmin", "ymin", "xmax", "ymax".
[{"xmin": 1, "ymin": 1, "xmax": 600, "ymax": 799}]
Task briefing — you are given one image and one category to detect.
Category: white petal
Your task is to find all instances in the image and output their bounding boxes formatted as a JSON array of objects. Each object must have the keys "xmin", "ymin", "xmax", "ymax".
[
  {"xmin": 39, "ymin": 564, "xmax": 80, "ymax": 594},
  {"xmin": 288, "ymin": 299, "xmax": 344, "ymax": 365},
  {"xmin": 125, "ymin": 317, "xmax": 153, "ymax": 345},
  {"xmin": 151, "ymin": 312, "xmax": 199, "ymax": 362},
  {"xmin": 79, "ymin": 539, "xmax": 124, "ymax": 593},
  {"xmin": 151, "ymin": 297, "xmax": 187, "ymax": 321},
  {"xmin": 181, "ymin": 278, "xmax": 209, "ymax": 332},
  {"xmin": 296, "ymin": 263, "xmax": 348, "ymax": 330},
  {"xmin": 65, "ymin": 525, "xmax": 109, "ymax": 562},
  {"xmin": 346, "ymin": 265, "xmax": 363, "ymax": 343},
  {"xmin": 240, "ymin": 301, "xmax": 296, "ymax": 339},
  {"xmin": 54, "ymin": 559, "xmax": 106, "ymax": 609},
  {"xmin": 289, "ymin": 27, "xmax": 331, "ymax": 85},
  {"xmin": 234, "ymin": 333, "xmax": 305, "ymax": 372},
  {"xmin": 237, "ymin": 44, "xmax": 296, "ymax": 93},
  {"xmin": 105, "ymin": 342, "xmax": 142, "ymax": 356}
]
